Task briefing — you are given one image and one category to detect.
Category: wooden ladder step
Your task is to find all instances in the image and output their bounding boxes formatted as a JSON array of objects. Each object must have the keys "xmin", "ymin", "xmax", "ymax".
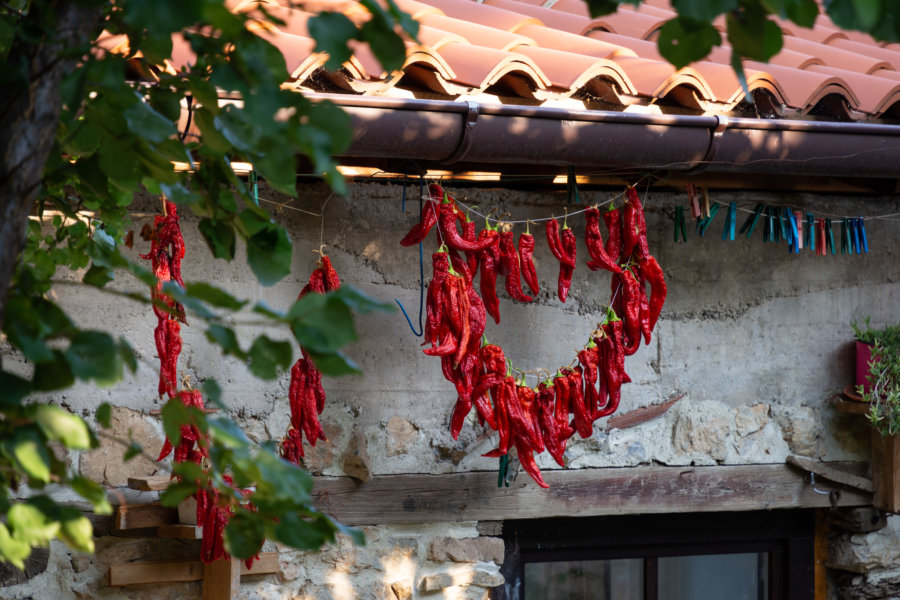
[
  {"xmin": 108, "ymin": 552, "xmax": 280, "ymax": 586},
  {"xmin": 127, "ymin": 476, "xmax": 172, "ymax": 491},
  {"xmin": 115, "ymin": 503, "xmax": 178, "ymax": 530}
]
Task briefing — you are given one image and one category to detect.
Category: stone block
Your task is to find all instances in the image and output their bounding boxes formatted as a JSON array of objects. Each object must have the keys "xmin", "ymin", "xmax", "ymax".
[
  {"xmin": 81, "ymin": 406, "xmax": 163, "ymax": 486},
  {"xmin": 342, "ymin": 430, "xmax": 372, "ymax": 482},
  {"xmin": 427, "ymin": 537, "xmax": 504, "ymax": 564},
  {"xmin": 734, "ymin": 403, "xmax": 769, "ymax": 436},
  {"xmin": 778, "ymin": 406, "xmax": 821, "ymax": 458},
  {"xmin": 390, "ymin": 580, "xmax": 412, "ymax": 600},
  {"xmin": 829, "ymin": 515, "xmax": 900, "ymax": 573},
  {"xmin": 302, "ymin": 422, "xmax": 341, "ymax": 475},
  {"xmin": 470, "ymin": 566, "xmax": 505, "ymax": 588},
  {"xmin": 386, "ymin": 416, "xmax": 417, "ymax": 457},
  {"xmin": 673, "ymin": 402, "xmax": 731, "ymax": 462},
  {"xmin": 419, "ymin": 572, "xmax": 453, "ymax": 592}
]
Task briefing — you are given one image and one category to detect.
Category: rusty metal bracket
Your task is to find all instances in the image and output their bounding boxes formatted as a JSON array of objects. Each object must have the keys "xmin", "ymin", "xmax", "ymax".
[{"xmin": 685, "ymin": 115, "xmax": 729, "ymax": 175}]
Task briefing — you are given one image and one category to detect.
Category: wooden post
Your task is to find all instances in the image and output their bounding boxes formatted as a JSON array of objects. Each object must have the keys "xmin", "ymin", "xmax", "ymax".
[
  {"xmin": 202, "ymin": 558, "xmax": 241, "ymax": 600},
  {"xmin": 871, "ymin": 431, "xmax": 900, "ymax": 512}
]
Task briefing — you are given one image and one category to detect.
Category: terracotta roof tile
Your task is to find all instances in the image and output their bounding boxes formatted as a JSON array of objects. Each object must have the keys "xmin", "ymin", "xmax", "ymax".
[{"xmin": 107, "ymin": 0, "xmax": 900, "ymax": 122}]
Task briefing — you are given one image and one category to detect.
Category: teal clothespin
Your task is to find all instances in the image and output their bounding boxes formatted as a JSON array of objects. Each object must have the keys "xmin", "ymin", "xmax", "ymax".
[
  {"xmin": 250, "ymin": 169, "xmax": 259, "ymax": 206},
  {"xmin": 674, "ymin": 206, "xmax": 688, "ymax": 243},
  {"xmin": 498, "ymin": 454, "xmax": 510, "ymax": 488},
  {"xmin": 826, "ymin": 218, "xmax": 835, "ymax": 255},
  {"xmin": 741, "ymin": 203, "xmax": 765, "ymax": 238},
  {"xmin": 840, "ymin": 219, "xmax": 849, "ymax": 254},
  {"xmin": 859, "ymin": 218, "xmax": 869, "ymax": 253},
  {"xmin": 566, "ymin": 166, "xmax": 580, "ymax": 205},
  {"xmin": 699, "ymin": 202, "xmax": 721, "ymax": 237},
  {"xmin": 851, "ymin": 218, "xmax": 861, "ymax": 254},
  {"xmin": 805, "ymin": 213, "xmax": 815, "ymax": 251},
  {"xmin": 786, "ymin": 208, "xmax": 799, "ymax": 253},
  {"xmin": 722, "ymin": 201, "xmax": 736, "ymax": 241}
]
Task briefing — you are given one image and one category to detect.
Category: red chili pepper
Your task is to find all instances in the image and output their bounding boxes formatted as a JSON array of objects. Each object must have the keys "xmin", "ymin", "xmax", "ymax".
[
  {"xmin": 545, "ymin": 219, "xmax": 576, "ymax": 267},
  {"xmin": 622, "ymin": 187, "xmax": 650, "ymax": 260},
  {"xmin": 637, "ymin": 268, "xmax": 652, "ymax": 345},
  {"xmin": 552, "ymin": 373, "xmax": 574, "ymax": 441},
  {"xmin": 517, "ymin": 232, "xmax": 539, "ymax": 296},
  {"xmin": 569, "ymin": 366, "xmax": 593, "ymax": 439},
  {"xmin": 516, "ymin": 386, "xmax": 544, "ymax": 453},
  {"xmin": 425, "ymin": 252, "xmax": 451, "ymax": 345},
  {"xmin": 640, "ymin": 255, "xmax": 667, "ymax": 333},
  {"xmin": 504, "ymin": 379, "xmax": 541, "ymax": 450},
  {"xmin": 585, "ymin": 207, "xmax": 622, "ymax": 274},
  {"xmin": 320, "ymin": 255, "xmax": 341, "ymax": 292},
  {"xmin": 603, "ymin": 208, "xmax": 624, "ymax": 265},
  {"xmin": 477, "ymin": 231, "xmax": 501, "ymax": 324},
  {"xmin": 498, "ymin": 231, "xmax": 533, "ymax": 303},
  {"xmin": 580, "ymin": 345, "xmax": 602, "ymax": 416},
  {"xmin": 514, "ymin": 436, "xmax": 548, "ymax": 488},
  {"xmin": 537, "ymin": 381, "xmax": 566, "ymax": 466},
  {"xmin": 400, "ymin": 200, "xmax": 441, "ymax": 246},
  {"xmin": 448, "ymin": 248, "xmax": 472, "ymax": 287},
  {"xmin": 440, "ymin": 200, "xmax": 495, "ymax": 253},
  {"xmin": 462, "ymin": 219, "xmax": 480, "ymax": 277},
  {"xmin": 558, "ymin": 226, "xmax": 577, "ymax": 302},
  {"xmin": 620, "ymin": 269, "xmax": 642, "ymax": 355}
]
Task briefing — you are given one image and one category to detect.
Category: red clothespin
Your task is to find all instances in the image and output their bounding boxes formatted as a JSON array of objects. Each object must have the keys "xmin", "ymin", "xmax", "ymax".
[{"xmin": 687, "ymin": 184, "xmax": 701, "ymax": 219}]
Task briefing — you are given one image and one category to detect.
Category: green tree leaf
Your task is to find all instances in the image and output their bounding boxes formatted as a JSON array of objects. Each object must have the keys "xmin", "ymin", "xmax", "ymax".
[
  {"xmin": 246, "ymin": 225, "xmax": 292, "ymax": 287},
  {"xmin": 34, "ymin": 405, "xmax": 93, "ymax": 449},
  {"xmin": 159, "ymin": 480, "xmax": 198, "ymax": 507},
  {"xmin": 0, "ymin": 524, "xmax": 31, "ymax": 569},
  {"xmin": 185, "ymin": 282, "xmax": 247, "ymax": 310},
  {"xmin": 657, "ymin": 17, "xmax": 723, "ymax": 68},
  {"xmin": 8, "ymin": 501, "xmax": 60, "ymax": 545},
  {"xmin": 70, "ymin": 476, "xmax": 113, "ymax": 515},
  {"xmin": 58, "ymin": 508, "xmax": 94, "ymax": 553},
  {"xmin": 271, "ymin": 511, "xmax": 334, "ymax": 550},
  {"xmin": 0, "ymin": 371, "xmax": 31, "ymax": 406},
  {"xmin": 224, "ymin": 511, "xmax": 265, "ymax": 560},
  {"xmin": 82, "ymin": 264, "xmax": 114, "ymax": 288},
  {"xmin": 307, "ymin": 12, "xmax": 359, "ymax": 70},
  {"xmin": 5, "ymin": 430, "xmax": 52, "ymax": 484},
  {"xmin": 247, "ymin": 336, "xmax": 292, "ymax": 380},
  {"xmin": 672, "ymin": 0, "xmax": 737, "ymax": 22},
  {"xmin": 65, "ymin": 331, "xmax": 123, "ymax": 386},
  {"xmin": 726, "ymin": 6, "xmax": 784, "ymax": 62}
]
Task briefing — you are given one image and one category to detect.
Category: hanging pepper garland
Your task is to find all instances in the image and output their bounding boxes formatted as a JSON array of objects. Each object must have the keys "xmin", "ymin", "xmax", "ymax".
[
  {"xmin": 400, "ymin": 184, "xmax": 667, "ymax": 488},
  {"xmin": 143, "ymin": 199, "xmax": 258, "ymax": 567},
  {"xmin": 280, "ymin": 255, "xmax": 341, "ymax": 465}
]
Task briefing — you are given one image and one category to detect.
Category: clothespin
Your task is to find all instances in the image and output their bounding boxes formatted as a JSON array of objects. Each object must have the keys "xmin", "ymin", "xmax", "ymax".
[
  {"xmin": 701, "ymin": 186, "xmax": 711, "ymax": 218},
  {"xmin": 840, "ymin": 218, "xmax": 850, "ymax": 254},
  {"xmin": 566, "ymin": 166, "xmax": 580, "ymax": 205},
  {"xmin": 850, "ymin": 219, "xmax": 862, "ymax": 254},
  {"xmin": 794, "ymin": 210, "xmax": 803, "ymax": 252},
  {"xmin": 250, "ymin": 169, "xmax": 259, "ymax": 206},
  {"xmin": 674, "ymin": 205, "xmax": 688, "ymax": 243},
  {"xmin": 786, "ymin": 208, "xmax": 799, "ymax": 253},
  {"xmin": 763, "ymin": 207, "xmax": 772, "ymax": 243},
  {"xmin": 740, "ymin": 203, "xmax": 765, "ymax": 238},
  {"xmin": 777, "ymin": 207, "xmax": 789, "ymax": 244},
  {"xmin": 687, "ymin": 184, "xmax": 701, "ymax": 219},
  {"xmin": 722, "ymin": 201, "xmax": 737, "ymax": 241},
  {"xmin": 826, "ymin": 218, "xmax": 835, "ymax": 255},
  {"xmin": 805, "ymin": 213, "xmax": 815, "ymax": 251},
  {"xmin": 699, "ymin": 202, "xmax": 720, "ymax": 237},
  {"xmin": 859, "ymin": 218, "xmax": 869, "ymax": 253},
  {"xmin": 497, "ymin": 454, "xmax": 510, "ymax": 488},
  {"xmin": 816, "ymin": 218, "xmax": 825, "ymax": 256}
]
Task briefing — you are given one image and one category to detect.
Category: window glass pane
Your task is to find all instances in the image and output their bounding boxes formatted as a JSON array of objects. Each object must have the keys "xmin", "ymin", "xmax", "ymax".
[
  {"xmin": 525, "ymin": 559, "xmax": 643, "ymax": 600},
  {"xmin": 658, "ymin": 553, "xmax": 768, "ymax": 600}
]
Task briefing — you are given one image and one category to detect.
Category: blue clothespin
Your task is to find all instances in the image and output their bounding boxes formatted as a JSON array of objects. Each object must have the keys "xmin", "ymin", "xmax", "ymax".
[
  {"xmin": 785, "ymin": 208, "xmax": 799, "ymax": 253},
  {"xmin": 699, "ymin": 202, "xmax": 720, "ymax": 237},
  {"xmin": 852, "ymin": 218, "xmax": 862, "ymax": 254},
  {"xmin": 741, "ymin": 203, "xmax": 764, "ymax": 238},
  {"xmin": 805, "ymin": 213, "xmax": 815, "ymax": 251},
  {"xmin": 826, "ymin": 218, "xmax": 835, "ymax": 255},
  {"xmin": 722, "ymin": 201, "xmax": 736, "ymax": 241},
  {"xmin": 859, "ymin": 218, "xmax": 869, "ymax": 253}
]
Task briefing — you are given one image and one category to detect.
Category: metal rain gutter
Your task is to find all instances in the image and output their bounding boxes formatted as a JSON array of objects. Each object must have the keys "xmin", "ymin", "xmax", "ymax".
[{"xmin": 310, "ymin": 93, "xmax": 900, "ymax": 179}]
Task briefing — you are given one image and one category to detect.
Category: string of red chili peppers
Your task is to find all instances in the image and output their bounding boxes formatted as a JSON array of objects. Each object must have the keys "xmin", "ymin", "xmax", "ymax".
[
  {"xmin": 399, "ymin": 184, "xmax": 667, "ymax": 488},
  {"xmin": 143, "ymin": 198, "xmax": 258, "ymax": 568},
  {"xmin": 280, "ymin": 252, "xmax": 341, "ymax": 464}
]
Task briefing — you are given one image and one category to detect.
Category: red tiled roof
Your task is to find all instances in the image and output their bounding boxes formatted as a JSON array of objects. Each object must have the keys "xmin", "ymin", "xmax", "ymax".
[{"xmin": 199, "ymin": 0, "xmax": 900, "ymax": 122}]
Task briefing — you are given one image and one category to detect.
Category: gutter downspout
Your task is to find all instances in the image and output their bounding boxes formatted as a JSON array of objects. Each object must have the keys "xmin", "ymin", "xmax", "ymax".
[{"xmin": 311, "ymin": 94, "xmax": 900, "ymax": 179}]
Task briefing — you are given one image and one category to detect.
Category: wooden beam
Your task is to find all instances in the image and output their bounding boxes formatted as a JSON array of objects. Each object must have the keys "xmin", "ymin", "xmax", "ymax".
[
  {"xmin": 115, "ymin": 503, "xmax": 177, "ymax": 530},
  {"xmin": 157, "ymin": 524, "xmax": 202, "ymax": 539},
  {"xmin": 108, "ymin": 553, "xmax": 280, "ymax": 586},
  {"xmin": 311, "ymin": 464, "xmax": 871, "ymax": 525},
  {"xmin": 202, "ymin": 558, "xmax": 240, "ymax": 600}
]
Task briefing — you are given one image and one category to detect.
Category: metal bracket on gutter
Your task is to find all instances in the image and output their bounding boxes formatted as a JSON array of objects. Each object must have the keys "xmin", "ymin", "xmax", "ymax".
[
  {"xmin": 685, "ymin": 115, "xmax": 729, "ymax": 175},
  {"xmin": 442, "ymin": 101, "xmax": 479, "ymax": 164}
]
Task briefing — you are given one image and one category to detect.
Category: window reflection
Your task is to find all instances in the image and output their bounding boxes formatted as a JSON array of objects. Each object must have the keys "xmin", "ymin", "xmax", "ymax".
[{"xmin": 525, "ymin": 559, "xmax": 643, "ymax": 600}]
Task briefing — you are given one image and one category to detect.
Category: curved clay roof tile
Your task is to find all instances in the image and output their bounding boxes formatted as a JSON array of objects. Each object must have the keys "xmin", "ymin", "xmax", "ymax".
[
  {"xmin": 421, "ymin": 0, "xmax": 542, "ymax": 32},
  {"xmin": 416, "ymin": 25, "xmax": 469, "ymax": 51},
  {"xmin": 419, "ymin": 14, "xmax": 536, "ymax": 51},
  {"xmin": 433, "ymin": 42, "xmax": 550, "ymax": 91},
  {"xmin": 782, "ymin": 36, "xmax": 890, "ymax": 74},
  {"xmin": 388, "ymin": 0, "xmax": 447, "ymax": 20},
  {"xmin": 584, "ymin": 11, "xmax": 668, "ymax": 40},
  {"xmin": 744, "ymin": 60, "xmax": 859, "ymax": 111},
  {"xmin": 607, "ymin": 55, "xmax": 675, "ymax": 98},
  {"xmin": 513, "ymin": 45, "xmax": 636, "ymax": 95},
  {"xmin": 827, "ymin": 38, "xmax": 900, "ymax": 72},
  {"xmin": 256, "ymin": 30, "xmax": 323, "ymax": 81},
  {"xmin": 515, "ymin": 24, "xmax": 637, "ymax": 59},
  {"xmin": 483, "ymin": 0, "xmax": 590, "ymax": 34},
  {"xmin": 807, "ymin": 65, "xmax": 900, "ymax": 114}
]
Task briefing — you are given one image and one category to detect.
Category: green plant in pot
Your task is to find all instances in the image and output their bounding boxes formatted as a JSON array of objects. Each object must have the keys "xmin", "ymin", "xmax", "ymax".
[{"xmin": 852, "ymin": 318, "xmax": 900, "ymax": 436}]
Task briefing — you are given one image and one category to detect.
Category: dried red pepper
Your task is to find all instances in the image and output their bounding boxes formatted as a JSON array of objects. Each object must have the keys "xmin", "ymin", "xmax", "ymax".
[
  {"xmin": 498, "ymin": 230, "xmax": 533, "ymax": 303},
  {"xmin": 622, "ymin": 187, "xmax": 649, "ymax": 260},
  {"xmin": 585, "ymin": 207, "xmax": 622, "ymax": 274},
  {"xmin": 400, "ymin": 199, "xmax": 441, "ymax": 247},
  {"xmin": 620, "ymin": 269, "xmax": 642, "ymax": 355},
  {"xmin": 517, "ymin": 231, "xmax": 539, "ymax": 296},
  {"xmin": 558, "ymin": 225, "xmax": 577, "ymax": 303},
  {"xmin": 603, "ymin": 207, "xmax": 623, "ymax": 263},
  {"xmin": 537, "ymin": 381, "xmax": 566, "ymax": 466},
  {"xmin": 439, "ymin": 199, "xmax": 494, "ymax": 253},
  {"xmin": 640, "ymin": 255, "xmax": 667, "ymax": 333},
  {"xmin": 477, "ymin": 230, "xmax": 501, "ymax": 324}
]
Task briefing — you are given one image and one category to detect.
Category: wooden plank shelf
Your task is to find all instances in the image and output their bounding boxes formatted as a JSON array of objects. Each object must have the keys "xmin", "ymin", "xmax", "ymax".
[
  {"xmin": 108, "ymin": 552, "xmax": 279, "ymax": 586},
  {"xmin": 310, "ymin": 463, "xmax": 872, "ymax": 526}
]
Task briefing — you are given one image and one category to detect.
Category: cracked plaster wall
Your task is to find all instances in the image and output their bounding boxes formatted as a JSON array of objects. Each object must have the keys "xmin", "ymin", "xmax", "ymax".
[{"xmin": 2, "ymin": 181, "xmax": 898, "ymax": 598}]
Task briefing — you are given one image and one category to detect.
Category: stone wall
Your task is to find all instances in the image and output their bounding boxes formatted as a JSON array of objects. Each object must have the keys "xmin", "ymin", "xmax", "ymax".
[{"xmin": 2, "ymin": 180, "xmax": 898, "ymax": 598}]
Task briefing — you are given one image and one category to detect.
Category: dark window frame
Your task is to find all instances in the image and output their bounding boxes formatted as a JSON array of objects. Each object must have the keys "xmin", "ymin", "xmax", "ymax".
[{"xmin": 494, "ymin": 509, "xmax": 814, "ymax": 600}]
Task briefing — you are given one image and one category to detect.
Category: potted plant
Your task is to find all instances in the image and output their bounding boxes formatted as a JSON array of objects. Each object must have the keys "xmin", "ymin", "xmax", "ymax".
[
  {"xmin": 852, "ymin": 318, "xmax": 900, "ymax": 428},
  {"xmin": 851, "ymin": 318, "xmax": 900, "ymax": 511}
]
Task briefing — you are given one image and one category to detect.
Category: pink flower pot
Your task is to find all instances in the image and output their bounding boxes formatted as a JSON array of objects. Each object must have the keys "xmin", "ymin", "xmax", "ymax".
[{"xmin": 857, "ymin": 340, "xmax": 875, "ymax": 394}]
